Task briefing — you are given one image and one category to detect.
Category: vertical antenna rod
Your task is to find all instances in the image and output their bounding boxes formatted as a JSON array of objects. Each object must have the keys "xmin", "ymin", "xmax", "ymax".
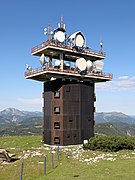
[{"xmin": 100, "ymin": 36, "xmax": 103, "ymax": 52}]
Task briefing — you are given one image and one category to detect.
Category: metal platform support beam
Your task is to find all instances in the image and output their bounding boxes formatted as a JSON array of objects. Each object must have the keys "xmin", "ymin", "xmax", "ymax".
[{"xmin": 60, "ymin": 53, "xmax": 64, "ymax": 71}]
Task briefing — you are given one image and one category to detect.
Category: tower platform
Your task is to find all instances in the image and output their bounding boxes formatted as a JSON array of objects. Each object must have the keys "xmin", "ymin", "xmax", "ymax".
[{"xmin": 25, "ymin": 40, "xmax": 112, "ymax": 82}]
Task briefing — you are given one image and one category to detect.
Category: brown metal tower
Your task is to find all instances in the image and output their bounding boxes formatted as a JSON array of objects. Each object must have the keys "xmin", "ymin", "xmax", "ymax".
[{"xmin": 25, "ymin": 18, "xmax": 112, "ymax": 145}]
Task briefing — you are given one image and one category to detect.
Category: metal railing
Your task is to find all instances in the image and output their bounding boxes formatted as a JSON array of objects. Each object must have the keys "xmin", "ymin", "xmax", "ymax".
[
  {"xmin": 25, "ymin": 66, "xmax": 113, "ymax": 80},
  {"xmin": 31, "ymin": 40, "xmax": 106, "ymax": 57}
]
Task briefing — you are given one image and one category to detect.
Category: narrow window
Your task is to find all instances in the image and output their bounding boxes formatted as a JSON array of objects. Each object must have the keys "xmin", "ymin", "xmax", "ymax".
[
  {"xmin": 54, "ymin": 137, "xmax": 60, "ymax": 144},
  {"xmin": 66, "ymin": 86, "xmax": 70, "ymax": 92},
  {"xmin": 93, "ymin": 93, "xmax": 96, "ymax": 101},
  {"xmin": 54, "ymin": 90, "xmax": 60, "ymax": 98},
  {"xmin": 54, "ymin": 121, "xmax": 60, "ymax": 129},
  {"xmin": 69, "ymin": 119, "xmax": 73, "ymax": 122},
  {"xmin": 54, "ymin": 107, "xmax": 60, "ymax": 114},
  {"xmin": 67, "ymin": 135, "xmax": 70, "ymax": 138}
]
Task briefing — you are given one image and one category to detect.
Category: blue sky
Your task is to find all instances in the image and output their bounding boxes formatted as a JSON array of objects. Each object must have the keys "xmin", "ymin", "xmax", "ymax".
[{"xmin": 0, "ymin": 0, "xmax": 135, "ymax": 115}]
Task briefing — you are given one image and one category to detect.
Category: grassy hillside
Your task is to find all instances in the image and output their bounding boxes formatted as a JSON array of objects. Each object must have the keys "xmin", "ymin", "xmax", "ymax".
[
  {"xmin": 0, "ymin": 117, "xmax": 42, "ymax": 137},
  {"xmin": 95, "ymin": 122, "xmax": 124, "ymax": 136},
  {"xmin": 2, "ymin": 120, "xmax": 135, "ymax": 137},
  {"xmin": 95, "ymin": 122, "xmax": 135, "ymax": 136},
  {"xmin": 1, "ymin": 136, "xmax": 135, "ymax": 179}
]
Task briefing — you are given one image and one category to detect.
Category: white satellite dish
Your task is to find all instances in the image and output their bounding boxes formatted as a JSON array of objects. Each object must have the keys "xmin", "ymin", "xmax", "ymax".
[
  {"xmin": 93, "ymin": 60, "xmax": 104, "ymax": 72},
  {"xmin": 64, "ymin": 62, "xmax": 70, "ymax": 67},
  {"xmin": 86, "ymin": 60, "xmax": 93, "ymax": 72},
  {"xmin": 75, "ymin": 34, "xmax": 84, "ymax": 47},
  {"xmin": 54, "ymin": 31, "xmax": 65, "ymax": 42},
  {"xmin": 54, "ymin": 60, "xmax": 60, "ymax": 66},
  {"xmin": 40, "ymin": 54, "xmax": 46, "ymax": 66},
  {"xmin": 26, "ymin": 64, "xmax": 32, "ymax": 72},
  {"xmin": 64, "ymin": 62, "xmax": 70, "ymax": 69},
  {"xmin": 67, "ymin": 31, "xmax": 85, "ymax": 47},
  {"xmin": 44, "ymin": 28, "xmax": 47, "ymax": 35},
  {"xmin": 76, "ymin": 58, "xmax": 86, "ymax": 71}
]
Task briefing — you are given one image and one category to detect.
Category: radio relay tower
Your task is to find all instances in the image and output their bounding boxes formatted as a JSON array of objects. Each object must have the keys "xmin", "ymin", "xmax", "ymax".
[{"xmin": 25, "ymin": 17, "xmax": 112, "ymax": 146}]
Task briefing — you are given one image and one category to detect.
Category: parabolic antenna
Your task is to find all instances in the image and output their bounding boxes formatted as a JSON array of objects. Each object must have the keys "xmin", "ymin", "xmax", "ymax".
[
  {"xmin": 75, "ymin": 34, "xmax": 84, "ymax": 47},
  {"xmin": 26, "ymin": 64, "xmax": 32, "ymax": 71},
  {"xmin": 68, "ymin": 31, "xmax": 85, "ymax": 47},
  {"xmin": 64, "ymin": 62, "xmax": 70, "ymax": 67},
  {"xmin": 40, "ymin": 54, "xmax": 46, "ymax": 66},
  {"xmin": 93, "ymin": 60, "xmax": 104, "ymax": 72},
  {"xmin": 86, "ymin": 60, "xmax": 93, "ymax": 72},
  {"xmin": 76, "ymin": 58, "xmax": 86, "ymax": 71},
  {"xmin": 54, "ymin": 31, "xmax": 65, "ymax": 42},
  {"xmin": 54, "ymin": 60, "xmax": 60, "ymax": 66}
]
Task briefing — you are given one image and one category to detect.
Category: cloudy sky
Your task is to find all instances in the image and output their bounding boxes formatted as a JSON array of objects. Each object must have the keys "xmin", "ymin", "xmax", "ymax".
[{"xmin": 0, "ymin": 0, "xmax": 135, "ymax": 115}]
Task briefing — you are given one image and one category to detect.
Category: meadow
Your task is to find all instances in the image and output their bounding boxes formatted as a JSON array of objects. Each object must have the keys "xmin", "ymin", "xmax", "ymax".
[{"xmin": 1, "ymin": 136, "xmax": 135, "ymax": 180}]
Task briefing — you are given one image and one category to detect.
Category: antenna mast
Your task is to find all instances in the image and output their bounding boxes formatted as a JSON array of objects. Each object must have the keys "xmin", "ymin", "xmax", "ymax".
[
  {"xmin": 100, "ymin": 36, "xmax": 103, "ymax": 52},
  {"xmin": 58, "ymin": 16, "xmax": 66, "ymax": 31}
]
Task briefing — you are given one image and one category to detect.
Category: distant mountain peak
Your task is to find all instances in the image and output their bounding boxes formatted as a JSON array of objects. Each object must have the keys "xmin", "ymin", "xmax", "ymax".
[
  {"xmin": 1, "ymin": 108, "xmax": 24, "ymax": 116},
  {"xmin": 0, "ymin": 108, "xmax": 42, "ymax": 121}
]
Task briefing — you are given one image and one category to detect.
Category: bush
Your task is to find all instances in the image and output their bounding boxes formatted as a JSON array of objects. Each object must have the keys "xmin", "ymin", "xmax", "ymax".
[{"xmin": 83, "ymin": 135, "xmax": 135, "ymax": 152}]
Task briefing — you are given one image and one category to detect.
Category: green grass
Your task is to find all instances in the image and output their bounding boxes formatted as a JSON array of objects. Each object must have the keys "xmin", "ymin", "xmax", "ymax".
[
  {"xmin": 1, "ymin": 136, "xmax": 135, "ymax": 180},
  {"xmin": 0, "ymin": 136, "xmax": 41, "ymax": 149}
]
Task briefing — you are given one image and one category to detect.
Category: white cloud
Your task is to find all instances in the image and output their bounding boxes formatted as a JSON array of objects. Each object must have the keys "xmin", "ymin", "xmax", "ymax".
[
  {"xmin": 130, "ymin": 76, "xmax": 135, "ymax": 80},
  {"xmin": 96, "ymin": 75, "xmax": 135, "ymax": 92},
  {"xmin": 118, "ymin": 76, "xmax": 129, "ymax": 80},
  {"xmin": 17, "ymin": 98, "xmax": 41, "ymax": 105}
]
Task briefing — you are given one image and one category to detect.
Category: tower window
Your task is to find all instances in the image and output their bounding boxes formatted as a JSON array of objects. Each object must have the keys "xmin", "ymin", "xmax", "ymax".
[
  {"xmin": 69, "ymin": 119, "xmax": 73, "ymax": 122},
  {"xmin": 74, "ymin": 134, "xmax": 76, "ymax": 138},
  {"xmin": 54, "ymin": 107, "xmax": 60, "ymax": 114},
  {"xmin": 93, "ymin": 93, "xmax": 96, "ymax": 101},
  {"xmin": 54, "ymin": 121, "xmax": 60, "ymax": 129},
  {"xmin": 67, "ymin": 135, "xmax": 70, "ymax": 138},
  {"xmin": 66, "ymin": 86, "xmax": 70, "ymax": 92},
  {"xmin": 54, "ymin": 137, "xmax": 60, "ymax": 144},
  {"xmin": 54, "ymin": 90, "xmax": 60, "ymax": 98},
  {"xmin": 42, "ymin": 92, "xmax": 44, "ymax": 98}
]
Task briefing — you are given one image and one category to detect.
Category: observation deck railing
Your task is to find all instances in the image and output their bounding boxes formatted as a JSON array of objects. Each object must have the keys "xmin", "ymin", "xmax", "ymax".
[
  {"xmin": 31, "ymin": 40, "xmax": 106, "ymax": 58},
  {"xmin": 25, "ymin": 66, "xmax": 113, "ymax": 80}
]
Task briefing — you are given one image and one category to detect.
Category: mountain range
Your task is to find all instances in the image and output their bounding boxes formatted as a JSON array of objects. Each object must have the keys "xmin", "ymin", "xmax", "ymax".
[
  {"xmin": 95, "ymin": 112, "xmax": 135, "ymax": 124},
  {"xmin": 0, "ymin": 108, "xmax": 135, "ymax": 137},
  {"xmin": 0, "ymin": 108, "xmax": 42, "ymax": 126},
  {"xmin": 0, "ymin": 108, "xmax": 134, "ymax": 124}
]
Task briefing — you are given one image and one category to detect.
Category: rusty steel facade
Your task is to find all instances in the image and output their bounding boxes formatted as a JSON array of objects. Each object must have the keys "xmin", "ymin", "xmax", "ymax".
[{"xmin": 42, "ymin": 79, "xmax": 95, "ymax": 145}]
